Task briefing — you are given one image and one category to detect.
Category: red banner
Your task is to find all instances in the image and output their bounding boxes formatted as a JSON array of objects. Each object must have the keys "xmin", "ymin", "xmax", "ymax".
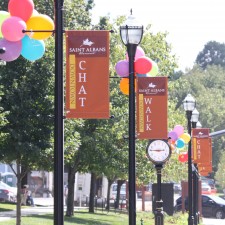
[
  {"xmin": 192, "ymin": 137, "xmax": 212, "ymax": 164},
  {"xmin": 136, "ymin": 77, "xmax": 168, "ymax": 139},
  {"xmin": 65, "ymin": 31, "xmax": 110, "ymax": 119},
  {"xmin": 192, "ymin": 128, "xmax": 210, "ymax": 138}
]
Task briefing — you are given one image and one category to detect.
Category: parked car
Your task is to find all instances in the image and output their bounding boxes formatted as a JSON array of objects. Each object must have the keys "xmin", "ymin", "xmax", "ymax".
[
  {"xmin": 201, "ymin": 182, "xmax": 211, "ymax": 194},
  {"xmin": 0, "ymin": 181, "xmax": 17, "ymax": 202},
  {"xmin": 175, "ymin": 194, "xmax": 225, "ymax": 219}
]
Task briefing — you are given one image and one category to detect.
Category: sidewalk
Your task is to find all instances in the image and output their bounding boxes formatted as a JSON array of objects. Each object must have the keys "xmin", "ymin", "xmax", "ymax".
[
  {"xmin": 0, "ymin": 198, "xmax": 89, "ymax": 222},
  {"xmin": 0, "ymin": 197, "xmax": 54, "ymax": 222},
  {"xmin": 33, "ymin": 197, "xmax": 54, "ymax": 206}
]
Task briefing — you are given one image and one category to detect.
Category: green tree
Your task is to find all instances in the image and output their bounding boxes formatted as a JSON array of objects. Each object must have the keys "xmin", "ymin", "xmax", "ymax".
[
  {"xmin": 0, "ymin": 39, "xmax": 55, "ymax": 225},
  {"xmin": 196, "ymin": 41, "xmax": 225, "ymax": 70},
  {"xmin": 215, "ymin": 151, "xmax": 225, "ymax": 190}
]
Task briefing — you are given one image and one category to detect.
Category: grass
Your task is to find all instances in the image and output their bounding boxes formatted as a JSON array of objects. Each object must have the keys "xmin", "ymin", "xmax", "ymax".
[
  {"xmin": 0, "ymin": 202, "xmax": 17, "ymax": 212},
  {"xmin": 0, "ymin": 206, "xmax": 204, "ymax": 225}
]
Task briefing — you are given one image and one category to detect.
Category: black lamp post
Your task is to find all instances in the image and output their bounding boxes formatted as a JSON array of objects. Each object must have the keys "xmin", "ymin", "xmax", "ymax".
[
  {"xmin": 120, "ymin": 11, "xmax": 143, "ymax": 225},
  {"xmin": 191, "ymin": 108, "xmax": 200, "ymax": 225},
  {"xmin": 183, "ymin": 94, "xmax": 196, "ymax": 225},
  {"xmin": 54, "ymin": 0, "xmax": 64, "ymax": 224}
]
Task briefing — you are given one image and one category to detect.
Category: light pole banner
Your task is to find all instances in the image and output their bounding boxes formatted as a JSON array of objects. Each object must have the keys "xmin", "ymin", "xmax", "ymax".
[
  {"xmin": 192, "ymin": 137, "xmax": 212, "ymax": 164},
  {"xmin": 65, "ymin": 30, "xmax": 110, "ymax": 119},
  {"xmin": 136, "ymin": 77, "xmax": 168, "ymax": 139},
  {"xmin": 192, "ymin": 128, "xmax": 210, "ymax": 138}
]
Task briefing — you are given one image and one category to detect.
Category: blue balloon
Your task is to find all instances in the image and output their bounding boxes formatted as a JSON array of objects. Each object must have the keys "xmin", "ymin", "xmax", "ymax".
[
  {"xmin": 176, "ymin": 138, "xmax": 185, "ymax": 149},
  {"xmin": 21, "ymin": 35, "xmax": 45, "ymax": 61}
]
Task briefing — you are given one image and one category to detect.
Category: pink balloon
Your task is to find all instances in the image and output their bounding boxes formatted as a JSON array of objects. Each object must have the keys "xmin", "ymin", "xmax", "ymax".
[
  {"xmin": 115, "ymin": 60, "xmax": 129, "ymax": 77},
  {"xmin": 135, "ymin": 56, "xmax": 153, "ymax": 74},
  {"xmin": 0, "ymin": 38, "xmax": 22, "ymax": 62},
  {"xmin": 126, "ymin": 46, "xmax": 145, "ymax": 61},
  {"xmin": 8, "ymin": 0, "xmax": 34, "ymax": 22},
  {"xmin": 173, "ymin": 125, "xmax": 184, "ymax": 137},
  {"xmin": 1, "ymin": 16, "xmax": 26, "ymax": 42}
]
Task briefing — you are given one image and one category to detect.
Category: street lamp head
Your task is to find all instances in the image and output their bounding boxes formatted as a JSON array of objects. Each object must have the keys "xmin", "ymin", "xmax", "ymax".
[
  {"xmin": 183, "ymin": 94, "xmax": 196, "ymax": 112},
  {"xmin": 196, "ymin": 121, "xmax": 202, "ymax": 128},
  {"xmin": 191, "ymin": 108, "xmax": 199, "ymax": 123},
  {"xmin": 120, "ymin": 11, "xmax": 143, "ymax": 46}
]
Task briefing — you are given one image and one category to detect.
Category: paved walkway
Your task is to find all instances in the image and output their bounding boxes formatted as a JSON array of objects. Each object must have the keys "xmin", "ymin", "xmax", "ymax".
[{"xmin": 0, "ymin": 197, "xmax": 54, "ymax": 222}]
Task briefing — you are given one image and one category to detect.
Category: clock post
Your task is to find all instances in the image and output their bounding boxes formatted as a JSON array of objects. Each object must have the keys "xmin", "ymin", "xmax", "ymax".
[
  {"xmin": 154, "ymin": 164, "xmax": 164, "ymax": 225},
  {"xmin": 146, "ymin": 139, "xmax": 171, "ymax": 225}
]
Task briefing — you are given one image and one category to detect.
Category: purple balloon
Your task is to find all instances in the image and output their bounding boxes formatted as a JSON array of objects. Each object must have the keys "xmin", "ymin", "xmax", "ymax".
[
  {"xmin": 115, "ymin": 60, "xmax": 129, "ymax": 77},
  {"xmin": 0, "ymin": 38, "xmax": 22, "ymax": 62},
  {"xmin": 168, "ymin": 131, "xmax": 178, "ymax": 141}
]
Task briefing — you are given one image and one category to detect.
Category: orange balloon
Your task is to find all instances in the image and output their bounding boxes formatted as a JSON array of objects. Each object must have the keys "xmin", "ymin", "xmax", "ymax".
[
  {"xmin": 120, "ymin": 78, "xmax": 129, "ymax": 95},
  {"xmin": 119, "ymin": 78, "xmax": 137, "ymax": 95}
]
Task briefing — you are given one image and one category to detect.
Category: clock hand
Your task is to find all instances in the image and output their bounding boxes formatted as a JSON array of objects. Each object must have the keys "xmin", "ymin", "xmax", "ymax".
[{"xmin": 150, "ymin": 149, "xmax": 165, "ymax": 152}]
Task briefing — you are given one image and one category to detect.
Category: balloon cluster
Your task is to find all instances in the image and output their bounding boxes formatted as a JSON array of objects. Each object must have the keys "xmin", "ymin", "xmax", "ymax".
[
  {"xmin": 168, "ymin": 125, "xmax": 191, "ymax": 163},
  {"xmin": 0, "ymin": 0, "xmax": 54, "ymax": 62},
  {"xmin": 115, "ymin": 46, "xmax": 159, "ymax": 95}
]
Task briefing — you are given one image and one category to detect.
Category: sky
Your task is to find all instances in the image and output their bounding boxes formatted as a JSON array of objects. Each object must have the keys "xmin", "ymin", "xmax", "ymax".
[{"xmin": 91, "ymin": 0, "xmax": 225, "ymax": 71}]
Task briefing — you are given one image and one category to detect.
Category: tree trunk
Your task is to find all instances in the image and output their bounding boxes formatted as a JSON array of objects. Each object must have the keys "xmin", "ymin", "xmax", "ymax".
[
  {"xmin": 16, "ymin": 162, "xmax": 22, "ymax": 225},
  {"xmin": 115, "ymin": 180, "xmax": 125, "ymax": 209},
  {"xmin": 65, "ymin": 166, "xmax": 76, "ymax": 216},
  {"xmin": 106, "ymin": 179, "xmax": 114, "ymax": 211},
  {"xmin": 89, "ymin": 172, "xmax": 96, "ymax": 213}
]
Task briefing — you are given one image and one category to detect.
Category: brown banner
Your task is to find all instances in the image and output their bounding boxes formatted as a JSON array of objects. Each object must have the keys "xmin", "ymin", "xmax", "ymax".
[
  {"xmin": 192, "ymin": 128, "xmax": 210, "ymax": 138},
  {"xmin": 65, "ymin": 30, "xmax": 110, "ymax": 119},
  {"xmin": 198, "ymin": 164, "xmax": 212, "ymax": 173},
  {"xmin": 136, "ymin": 77, "xmax": 168, "ymax": 139},
  {"xmin": 192, "ymin": 137, "xmax": 212, "ymax": 164}
]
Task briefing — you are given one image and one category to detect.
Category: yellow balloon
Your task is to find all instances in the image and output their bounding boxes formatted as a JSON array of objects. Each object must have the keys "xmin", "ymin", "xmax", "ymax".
[
  {"xmin": 26, "ymin": 14, "xmax": 54, "ymax": 40},
  {"xmin": 179, "ymin": 133, "xmax": 191, "ymax": 143}
]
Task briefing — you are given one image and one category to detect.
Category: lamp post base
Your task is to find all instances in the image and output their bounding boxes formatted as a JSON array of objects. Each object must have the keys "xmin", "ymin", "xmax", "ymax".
[
  {"xmin": 188, "ymin": 215, "xmax": 194, "ymax": 225},
  {"xmin": 155, "ymin": 210, "xmax": 164, "ymax": 225}
]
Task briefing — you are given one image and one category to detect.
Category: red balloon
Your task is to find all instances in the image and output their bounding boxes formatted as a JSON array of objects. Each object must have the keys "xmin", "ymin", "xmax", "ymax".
[
  {"xmin": 8, "ymin": 0, "xmax": 34, "ymax": 22},
  {"xmin": 135, "ymin": 56, "xmax": 153, "ymax": 74},
  {"xmin": 178, "ymin": 152, "xmax": 188, "ymax": 163}
]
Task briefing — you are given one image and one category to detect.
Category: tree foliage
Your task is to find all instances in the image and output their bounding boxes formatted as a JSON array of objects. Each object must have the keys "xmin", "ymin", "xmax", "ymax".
[
  {"xmin": 196, "ymin": 41, "xmax": 225, "ymax": 70},
  {"xmin": 215, "ymin": 151, "xmax": 225, "ymax": 189}
]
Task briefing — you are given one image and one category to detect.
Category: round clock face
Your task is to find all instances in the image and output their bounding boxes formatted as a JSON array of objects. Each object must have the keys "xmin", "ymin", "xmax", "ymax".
[{"xmin": 146, "ymin": 139, "xmax": 171, "ymax": 164}]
